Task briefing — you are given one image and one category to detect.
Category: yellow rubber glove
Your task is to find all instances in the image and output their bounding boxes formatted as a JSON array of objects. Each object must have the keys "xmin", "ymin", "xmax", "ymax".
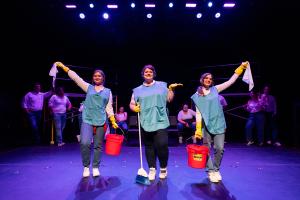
[
  {"xmin": 132, "ymin": 103, "xmax": 140, "ymax": 113},
  {"xmin": 168, "ymin": 83, "xmax": 183, "ymax": 91},
  {"xmin": 109, "ymin": 115, "xmax": 119, "ymax": 129},
  {"xmin": 55, "ymin": 61, "xmax": 70, "ymax": 73},
  {"xmin": 195, "ymin": 121, "xmax": 203, "ymax": 139},
  {"xmin": 234, "ymin": 61, "xmax": 249, "ymax": 75}
]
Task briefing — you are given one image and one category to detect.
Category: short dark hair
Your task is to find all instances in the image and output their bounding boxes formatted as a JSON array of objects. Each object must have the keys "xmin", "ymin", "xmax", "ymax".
[{"xmin": 141, "ymin": 64, "xmax": 156, "ymax": 78}]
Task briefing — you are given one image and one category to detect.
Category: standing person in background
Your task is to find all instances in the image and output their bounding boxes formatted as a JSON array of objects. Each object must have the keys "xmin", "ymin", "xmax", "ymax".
[
  {"xmin": 22, "ymin": 82, "xmax": 52, "ymax": 145},
  {"xmin": 191, "ymin": 61, "xmax": 249, "ymax": 183},
  {"xmin": 260, "ymin": 85, "xmax": 281, "ymax": 147},
  {"xmin": 55, "ymin": 62, "xmax": 118, "ymax": 177},
  {"xmin": 48, "ymin": 87, "xmax": 72, "ymax": 147},
  {"xmin": 115, "ymin": 106, "xmax": 128, "ymax": 134},
  {"xmin": 129, "ymin": 64, "xmax": 182, "ymax": 181}
]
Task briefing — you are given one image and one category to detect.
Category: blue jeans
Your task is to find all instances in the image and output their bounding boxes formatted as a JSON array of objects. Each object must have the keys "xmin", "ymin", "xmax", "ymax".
[
  {"xmin": 27, "ymin": 111, "xmax": 42, "ymax": 144},
  {"xmin": 80, "ymin": 122, "xmax": 105, "ymax": 168},
  {"xmin": 264, "ymin": 112, "xmax": 279, "ymax": 142},
  {"xmin": 53, "ymin": 113, "xmax": 67, "ymax": 144},
  {"xmin": 203, "ymin": 128, "xmax": 225, "ymax": 172},
  {"xmin": 117, "ymin": 121, "xmax": 128, "ymax": 132},
  {"xmin": 177, "ymin": 122, "xmax": 196, "ymax": 137},
  {"xmin": 245, "ymin": 112, "xmax": 265, "ymax": 143}
]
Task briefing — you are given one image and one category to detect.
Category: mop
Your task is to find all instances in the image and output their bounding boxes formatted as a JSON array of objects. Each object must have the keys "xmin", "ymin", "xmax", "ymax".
[{"xmin": 135, "ymin": 112, "xmax": 151, "ymax": 185}]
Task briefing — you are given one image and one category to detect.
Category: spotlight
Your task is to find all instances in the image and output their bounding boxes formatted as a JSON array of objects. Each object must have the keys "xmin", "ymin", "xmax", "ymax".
[
  {"xmin": 145, "ymin": 4, "xmax": 155, "ymax": 8},
  {"xmin": 89, "ymin": 3, "xmax": 94, "ymax": 8},
  {"xmin": 185, "ymin": 3, "xmax": 196, "ymax": 8},
  {"xmin": 65, "ymin": 5, "xmax": 76, "ymax": 9},
  {"xmin": 79, "ymin": 13, "xmax": 85, "ymax": 19},
  {"xmin": 196, "ymin": 13, "xmax": 202, "ymax": 18},
  {"xmin": 147, "ymin": 13, "xmax": 152, "ymax": 18},
  {"xmin": 215, "ymin": 12, "xmax": 221, "ymax": 18},
  {"xmin": 131, "ymin": 3, "xmax": 136, "ymax": 8},
  {"xmin": 103, "ymin": 13, "xmax": 109, "ymax": 19},
  {"xmin": 107, "ymin": 4, "xmax": 118, "ymax": 9},
  {"xmin": 208, "ymin": 2, "xmax": 213, "ymax": 7},
  {"xmin": 223, "ymin": 3, "xmax": 235, "ymax": 8},
  {"xmin": 169, "ymin": 3, "xmax": 174, "ymax": 8}
]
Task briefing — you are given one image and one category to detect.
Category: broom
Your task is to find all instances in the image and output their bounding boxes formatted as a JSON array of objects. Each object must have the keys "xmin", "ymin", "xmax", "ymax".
[{"xmin": 135, "ymin": 112, "xmax": 150, "ymax": 185}]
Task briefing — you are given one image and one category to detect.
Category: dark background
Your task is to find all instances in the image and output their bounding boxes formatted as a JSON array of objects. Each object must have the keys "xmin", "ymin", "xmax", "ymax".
[{"xmin": 2, "ymin": 0, "xmax": 299, "ymax": 148}]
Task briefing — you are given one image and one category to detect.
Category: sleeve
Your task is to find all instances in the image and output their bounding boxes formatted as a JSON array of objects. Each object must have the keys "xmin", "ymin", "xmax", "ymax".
[
  {"xmin": 48, "ymin": 96, "xmax": 54, "ymax": 108},
  {"xmin": 177, "ymin": 111, "xmax": 182, "ymax": 121},
  {"xmin": 67, "ymin": 70, "xmax": 89, "ymax": 93},
  {"xmin": 195, "ymin": 107, "xmax": 202, "ymax": 124},
  {"xmin": 190, "ymin": 109, "xmax": 196, "ymax": 117},
  {"xmin": 105, "ymin": 91, "xmax": 114, "ymax": 118},
  {"xmin": 22, "ymin": 93, "xmax": 29, "ymax": 109},
  {"xmin": 215, "ymin": 73, "xmax": 239, "ymax": 93},
  {"xmin": 66, "ymin": 97, "xmax": 72, "ymax": 109}
]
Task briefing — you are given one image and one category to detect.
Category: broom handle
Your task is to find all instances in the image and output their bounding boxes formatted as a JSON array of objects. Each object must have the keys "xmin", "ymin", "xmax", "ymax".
[{"xmin": 138, "ymin": 112, "xmax": 143, "ymax": 168}]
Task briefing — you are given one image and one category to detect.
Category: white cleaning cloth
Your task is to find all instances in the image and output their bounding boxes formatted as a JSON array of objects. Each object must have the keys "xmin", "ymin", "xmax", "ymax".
[
  {"xmin": 49, "ymin": 63, "xmax": 58, "ymax": 88},
  {"xmin": 242, "ymin": 62, "xmax": 254, "ymax": 91}
]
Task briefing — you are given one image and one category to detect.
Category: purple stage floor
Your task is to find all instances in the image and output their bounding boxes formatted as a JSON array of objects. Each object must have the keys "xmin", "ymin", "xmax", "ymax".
[{"xmin": 0, "ymin": 143, "xmax": 300, "ymax": 200}]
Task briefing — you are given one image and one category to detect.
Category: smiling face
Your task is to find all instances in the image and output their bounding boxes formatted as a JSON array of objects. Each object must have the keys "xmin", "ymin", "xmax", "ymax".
[
  {"xmin": 201, "ymin": 73, "xmax": 213, "ymax": 88},
  {"xmin": 93, "ymin": 70, "xmax": 105, "ymax": 86},
  {"xmin": 143, "ymin": 67, "xmax": 154, "ymax": 83}
]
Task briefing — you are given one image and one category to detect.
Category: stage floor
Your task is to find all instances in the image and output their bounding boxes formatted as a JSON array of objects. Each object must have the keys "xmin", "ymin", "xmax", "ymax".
[{"xmin": 1, "ymin": 143, "xmax": 300, "ymax": 200}]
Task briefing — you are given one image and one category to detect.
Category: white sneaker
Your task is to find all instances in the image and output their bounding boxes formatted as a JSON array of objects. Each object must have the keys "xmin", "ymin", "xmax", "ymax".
[
  {"xmin": 83, "ymin": 167, "xmax": 90, "ymax": 177},
  {"xmin": 159, "ymin": 168, "xmax": 167, "ymax": 179},
  {"xmin": 214, "ymin": 171, "xmax": 222, "ymax": 181},
  {"xmin": 267, "ymin": 140, "xmax": 272, "ymax": 145},
  {"xmin": 179, "ymin": 136, "xmax": 183, "ymax": 144},
  {"xmin": 274, "ymin": 142, "xmax": 282, "ymax": 147},
  {"xmin": 92, "ymin": 168, "xmax": 100, "ymax": 177},
  {"xmin": 148, "ymin": 168, "xmax": 156, "ymax": 181},
  {"xmin": 247, "ymin": 141, "xmax": 254, "ymax": 146},
  {"xmin": 208, "ymin": 171, "xmax": 219, "ymax": 183}
]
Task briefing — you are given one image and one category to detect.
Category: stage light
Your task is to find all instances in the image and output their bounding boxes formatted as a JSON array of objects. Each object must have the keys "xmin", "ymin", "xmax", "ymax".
[
  {"xmin": 196, "ymin": 13, "xmax": 202, "ymax": 18},
  {"xmin": 79, "ymin": 13, "xmax": 85, "ymax": 19},
  {"xmin": 147, "ymin": 13, "xmax": 152, "ymax": 18},
  {"xmin": 103, "ymin": 13, "xmax": 109, "ymax": 19},
  {"xmin": 169, "ymin": 3, "xmax": 174, "ymax": 8},
  {"xmin": 65, "ymin": 5, "xmax": 76, "ymax": 9},
  {"xmin": 145, "ymin": 4, "xmax": 155, "ymax": 8},
  {"xmin": 185, "ymin": 3, "xmax": 197, "ymax": 8},
  {"xmin": 215, "ymin": 12, "xmax": 221, "ymax": 18},
  {"xmin": 131, "ymin": 3, "xmax": 136, "ymax": 8},
  {"xmin": 208, "ymin": 2, "xmax": 213, "ymax": 7},
  {"xmin": 223, "ymin": 3, "xmax": 235, "ymax": 8},
  {"xmin": 89, "ymin": 3, "xmax": 94, "ymax": 8},
  {"xmin": 107, "ymin": 4, "xmax": 118, "ymax": 9}
]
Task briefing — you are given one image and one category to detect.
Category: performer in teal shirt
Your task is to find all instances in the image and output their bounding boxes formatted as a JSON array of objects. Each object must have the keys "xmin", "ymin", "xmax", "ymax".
[
  {"xmin": 191, "ymin": 61, "xmax": 249, "ymax": 183},
  {"xmin": 130, "ymin": 64, "xmax": 182, "ymax": 181},
  {"xmin": 56, "ymin": 62, "xmax": 118, "ymax": 178}
]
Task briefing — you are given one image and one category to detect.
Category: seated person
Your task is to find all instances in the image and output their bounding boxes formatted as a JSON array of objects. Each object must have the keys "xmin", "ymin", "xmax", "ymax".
[
  {"xmin": 115, "ymin": 106, "xmax": 128, "ymax": 134},
  {"xmin": 177, "ymin": 103, "xmax": 196, "ymax": 144}
]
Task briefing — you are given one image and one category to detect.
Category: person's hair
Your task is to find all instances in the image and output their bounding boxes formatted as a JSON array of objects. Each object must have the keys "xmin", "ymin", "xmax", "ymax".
[
  {"xmin": 92, "ymin": 69, "xmax": 105, "ymax": 85},
  {"xmin": 141, "ymin": 64, "xmax": 156, "ymax": 78},
  {"xmin": 200, "ymin": 73, "xmax": 214, "ymax": 86},
  {"xmin": 55, "ymin": 86, "xmax": 64, "ymax": 94}
]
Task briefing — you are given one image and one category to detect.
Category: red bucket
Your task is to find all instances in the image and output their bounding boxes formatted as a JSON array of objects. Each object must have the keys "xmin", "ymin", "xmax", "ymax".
[
  {"xmin": 105, "ymin": 134, "xmax": 124, "ymax": 156},
  {"xmin": 186, "ymin": 144, "xmax": 209, "ymax": 168}
]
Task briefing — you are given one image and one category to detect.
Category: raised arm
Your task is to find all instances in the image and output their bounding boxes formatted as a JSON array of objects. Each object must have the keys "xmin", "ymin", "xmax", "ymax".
[
  {"xmin": 55, "ymin": 62, "xmax": 89, "ymax": 93},
  {"xmin": 215, "ymin": 61, "xmax": 248, "ymax": 93}
]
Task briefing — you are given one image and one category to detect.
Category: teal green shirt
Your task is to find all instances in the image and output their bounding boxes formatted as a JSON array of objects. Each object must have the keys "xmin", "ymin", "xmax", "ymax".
[
  {"xmin": 133, "ymin": 81, "xmax": 169, "ymax": 132},
  {"xmin": 191, "ymin": 86, "xmax": 226, "ymax": 134},
  {"xmin": 83, "ymin": 85, "xmax": 110, "ymax": 126}
]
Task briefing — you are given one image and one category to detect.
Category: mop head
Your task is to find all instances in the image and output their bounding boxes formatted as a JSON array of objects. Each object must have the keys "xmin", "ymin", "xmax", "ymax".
[{"xmin": 136, "ymin": 168, "xmax": 150, "ymax": 185}]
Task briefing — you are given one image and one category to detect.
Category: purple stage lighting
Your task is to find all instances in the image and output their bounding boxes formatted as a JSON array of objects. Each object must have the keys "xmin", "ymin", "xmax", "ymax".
[
  {"xmin": 223, "ymin": 3, "xmax": 235, "ymax": 8},
  {"xmin": 103, "ymin": 13, "xmax": 109, "ymax": 19},
  {"xmin": 196, "ymin": 13, "xmax": 202, "ymax": 18},
  {"xmin": 185, "ymin": 3, "xmax": 197, "ymax": 8},
  {"xmin": 107, "ymin": 4, "xmax": 118, "ymax": 9},
  {"xmin": 79, "ymin": 13, "xmax": 85, "ymax": 19},
  {"xmin": 145, "ymin": 4, "xmax": 155, "ymax": 8},
  {"xmin": 65, "ymin": 5, "xmax": 76, "ymax": 9}
]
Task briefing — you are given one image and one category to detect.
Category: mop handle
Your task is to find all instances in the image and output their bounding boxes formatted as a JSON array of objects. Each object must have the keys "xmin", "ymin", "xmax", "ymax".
[{"xmin": 137, "ymin": 112, "xmax": 143, "ymax": 168}]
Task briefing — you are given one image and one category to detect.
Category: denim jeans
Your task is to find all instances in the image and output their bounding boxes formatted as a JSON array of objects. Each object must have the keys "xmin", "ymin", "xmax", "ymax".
[
  {"xmin": 245, "ymin": 112, "xmax": 265, "ymax": 143},
  {"xmin": 80, "ymin": 122, "xmax": 105, "ymax": 168},
  {"xmin": 264, "ymin": 112, "xmax": 278, "ymax": 142},
  {"xmin": 177, "ymin": 122, "xmax": 196, "ymax": 137},
  {"xmin": 27, "ymin": 111, "xmax": 42, "ymax": 144},
  {"xmin": 53, "ymin": 113, "xmax": 67, "ymax": 144},
  {"xmin": 142, "ymin": 128, "xmax": 169, "ymax": 169},
  {"xmin": 203, "ymin": 128, "xmax": 225, "ymax": 172}
]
